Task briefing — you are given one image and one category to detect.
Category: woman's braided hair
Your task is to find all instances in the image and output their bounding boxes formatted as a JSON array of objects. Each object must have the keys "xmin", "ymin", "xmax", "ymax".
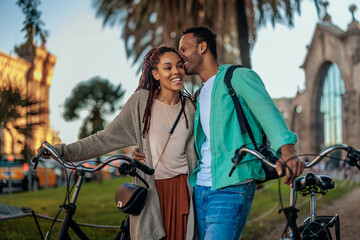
[{"xmin": 136, "ymin": 46, "xmax": 193, "ymax": 138}]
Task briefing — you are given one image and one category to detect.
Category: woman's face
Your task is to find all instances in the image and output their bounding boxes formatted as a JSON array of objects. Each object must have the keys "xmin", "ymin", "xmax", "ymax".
[{"xmin": 152, "ymin": 51, "xmax": 185, "ymax": 93}]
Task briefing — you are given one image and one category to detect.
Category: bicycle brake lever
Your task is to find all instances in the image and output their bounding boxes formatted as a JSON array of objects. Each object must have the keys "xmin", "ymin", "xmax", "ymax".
[
  {"xmin": 229, "ymin": 148, "xmax": 246, "ymax": 177},
  {"xmin": 31, "ymin": 147, "xmax": 48, "ymax": 170},
  {"xmin": 347, "ymin": 147, "xmax": 360, "ymax": 170},
  {"xmin": 118, "ymin": 163, "xmax": 131, "ymax": 175}
]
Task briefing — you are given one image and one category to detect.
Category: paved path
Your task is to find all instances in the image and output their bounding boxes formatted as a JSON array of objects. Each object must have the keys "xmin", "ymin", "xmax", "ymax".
[{"xmin": 261, "ymin": 186, "xmax": 360, "ymax": 240}]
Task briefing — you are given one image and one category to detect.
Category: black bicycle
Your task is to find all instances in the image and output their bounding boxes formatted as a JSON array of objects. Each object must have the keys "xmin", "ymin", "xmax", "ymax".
[
  {"xmin": 32, "ymin": 141, "xmax": 154, "ymax": 240},
  {"xmin": 230, "ymin": 143, "xmax": 360, "ymax": 240}
]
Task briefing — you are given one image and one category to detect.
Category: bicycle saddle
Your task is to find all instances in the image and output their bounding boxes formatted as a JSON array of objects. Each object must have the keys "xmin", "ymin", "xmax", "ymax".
[{"xmin": 295, "ymin": 172, "xmax": 335, "ymax": 191}]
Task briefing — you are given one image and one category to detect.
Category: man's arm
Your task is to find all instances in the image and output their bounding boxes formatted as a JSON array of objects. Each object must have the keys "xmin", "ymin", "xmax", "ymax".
[{"xmin": 276, "ymin": 144, "xmax": 304, "ymax": 185}]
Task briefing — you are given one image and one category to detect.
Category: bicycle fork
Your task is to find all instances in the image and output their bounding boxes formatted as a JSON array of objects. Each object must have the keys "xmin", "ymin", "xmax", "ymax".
[{"xmin": 57, "ymin": 173, "xmax": 89, "ymax": 240}]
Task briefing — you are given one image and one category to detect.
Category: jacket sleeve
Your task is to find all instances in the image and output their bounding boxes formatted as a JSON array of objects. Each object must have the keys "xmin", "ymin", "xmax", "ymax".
[
  {"xmin": 231, "ymin": 68, "xmax": 297, "ymax": 153},
  {"xmin": 54, "ymin": 92, "xmax": 140, "ymax": 162}
]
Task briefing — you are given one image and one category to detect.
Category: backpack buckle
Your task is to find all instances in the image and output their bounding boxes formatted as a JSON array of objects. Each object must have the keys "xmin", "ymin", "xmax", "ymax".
[{"xmin": 228, "ymin": 87, "xmax": 236, "ymax": 97}]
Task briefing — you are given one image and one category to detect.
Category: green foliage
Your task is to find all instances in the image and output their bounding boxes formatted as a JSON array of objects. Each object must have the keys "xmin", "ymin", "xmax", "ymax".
[
  {"xmin": 63, "ymin": 76, "xmax": 125, "ymax": 139},
  {"xmin": 16, "ymin": 0, "xmax": 48, "ymax": 42},
  {"xmin": 93, "ymin": 0, "xmax": 323, "ymax": 69}
]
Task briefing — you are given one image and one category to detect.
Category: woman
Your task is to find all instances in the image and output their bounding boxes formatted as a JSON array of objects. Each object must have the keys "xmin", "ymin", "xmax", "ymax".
[{"xmin": 52, "ymin": 46, "xmax": 198, "ymax": 240}]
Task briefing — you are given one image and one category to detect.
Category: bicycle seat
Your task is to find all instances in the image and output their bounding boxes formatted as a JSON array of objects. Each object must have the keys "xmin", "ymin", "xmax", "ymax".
[{"xmin": 295, "ymin": 172, "xmax": 334, "ymax": 191}]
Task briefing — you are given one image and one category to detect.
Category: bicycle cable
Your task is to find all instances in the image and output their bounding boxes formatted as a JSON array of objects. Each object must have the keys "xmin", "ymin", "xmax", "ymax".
[{"xmin": 45, "ymin": 163, "xmax": 77, "ymax": 239}]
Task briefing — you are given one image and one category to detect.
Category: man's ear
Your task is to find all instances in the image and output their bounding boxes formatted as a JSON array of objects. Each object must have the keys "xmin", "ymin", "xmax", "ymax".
[
  {"xmin": 152, "ymin": 70, "xmax": 160, "ymax": 81},
  {"xmin": 198, "ymin": 41, "xmax": 208, "ymax": 55}
]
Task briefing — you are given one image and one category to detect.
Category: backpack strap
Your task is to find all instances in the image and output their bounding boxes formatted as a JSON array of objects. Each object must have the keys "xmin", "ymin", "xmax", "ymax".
[
  {"xmin": 193, "ymin": 87, "xmax": 201, "ymax": 103},
  {"xmin": 224, "ymin": 65, "xmax": 259, "ymax": 151},
  {"xmin": 224, "ymin": 65, "xmax": 247, "ymax": 135}
]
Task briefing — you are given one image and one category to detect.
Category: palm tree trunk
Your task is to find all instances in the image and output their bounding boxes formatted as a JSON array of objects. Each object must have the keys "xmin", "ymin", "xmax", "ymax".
[
  {"xmin": 4, "ymin": 126, "xmax": 15, "ymax": 154},
  {"xmin": 235, "ymin": 0, "xmax": 252, "ymax": 69}
]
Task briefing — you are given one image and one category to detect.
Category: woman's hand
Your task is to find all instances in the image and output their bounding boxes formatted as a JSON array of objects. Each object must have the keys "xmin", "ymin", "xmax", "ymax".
[{"xmin": 132, "ymin": 147, "xmax": 146, "ymax": 163}]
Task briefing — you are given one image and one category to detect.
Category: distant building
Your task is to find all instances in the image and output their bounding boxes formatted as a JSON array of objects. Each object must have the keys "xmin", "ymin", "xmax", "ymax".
[
  {"xmin": 276, "ymin": 5, "xmax": 360, "ymax": 157},
  {"xmin": 0, "ymin": 38, "xmax": 61, "ymax": 157}
]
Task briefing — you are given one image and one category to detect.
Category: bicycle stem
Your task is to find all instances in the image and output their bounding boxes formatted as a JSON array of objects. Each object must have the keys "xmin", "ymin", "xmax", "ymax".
[{"xmin": 70, "ymin": 174, "xmax": 84, "ymax": 204}]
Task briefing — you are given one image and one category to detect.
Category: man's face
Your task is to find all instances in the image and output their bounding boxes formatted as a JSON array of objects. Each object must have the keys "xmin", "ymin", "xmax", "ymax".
[{"xmin": 179, "ymin": 33, "xmax": 203, "ymax": 75}]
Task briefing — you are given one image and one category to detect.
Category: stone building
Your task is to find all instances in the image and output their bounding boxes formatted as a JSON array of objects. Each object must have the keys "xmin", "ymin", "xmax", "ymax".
[
  {"xmin": 0, "ymin": 38, "xmax": 61, "ymax": 157},
  {"xmin": 276, "ymin": 5, "xmax": 360, "ymax": 158}
]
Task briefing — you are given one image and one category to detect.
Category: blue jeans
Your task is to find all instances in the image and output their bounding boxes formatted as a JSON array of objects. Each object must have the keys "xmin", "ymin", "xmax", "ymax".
[{"xmin": 194, "ymin": 181, "xmax": 256, "ymax": 240}]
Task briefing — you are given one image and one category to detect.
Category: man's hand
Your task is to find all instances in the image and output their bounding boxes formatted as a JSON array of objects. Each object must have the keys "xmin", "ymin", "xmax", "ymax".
[
  {"xmin": 276, "ymin": 144, "xmax": 304, "ymax": 185},
  {"xmin": 132, "ymin": 147, "xmax": 146, "ymax": 163}
]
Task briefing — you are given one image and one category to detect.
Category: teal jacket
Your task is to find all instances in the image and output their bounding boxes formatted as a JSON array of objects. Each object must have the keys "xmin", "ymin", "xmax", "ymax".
[{"xmin": 191, "ymin": 65, "xmax": 297, "ymax": 190}]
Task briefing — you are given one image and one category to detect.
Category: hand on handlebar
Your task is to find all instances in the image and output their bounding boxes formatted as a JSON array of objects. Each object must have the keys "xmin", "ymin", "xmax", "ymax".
[
  {"xmin": 278, "ymin": 144, "xmax": 305, "ymax": 185},
  {"xmin": 132, "ymin": 147, "xmax": 146, "ymax": 163}
]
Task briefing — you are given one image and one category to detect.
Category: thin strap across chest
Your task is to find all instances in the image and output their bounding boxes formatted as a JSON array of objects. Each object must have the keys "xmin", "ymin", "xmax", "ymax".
[{"xmin": 147, "ymin": 97, "xmax": 185, "ymax": 184}]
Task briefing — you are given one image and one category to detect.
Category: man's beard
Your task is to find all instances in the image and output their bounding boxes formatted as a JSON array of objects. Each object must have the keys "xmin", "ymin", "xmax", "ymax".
[{"xmin": 184, "ymin": 51, "xmax": 202, "ymax": 75}]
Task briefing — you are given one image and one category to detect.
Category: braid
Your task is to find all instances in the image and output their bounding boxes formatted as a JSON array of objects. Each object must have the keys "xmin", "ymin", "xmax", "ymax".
[{"xmin": 137, "ymin": 46, "xmax": 181, "ymax": 137}]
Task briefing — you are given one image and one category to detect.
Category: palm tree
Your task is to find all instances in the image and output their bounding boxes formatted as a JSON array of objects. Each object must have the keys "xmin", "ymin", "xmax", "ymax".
[
  {"xmin": 93, "ymin": 0, "xmax": 322, "ymax": 71},
  {"xmin": 63, "ymin": 76, "xmax": 125, "ymax": 139},
  {"xmin": 16, "ymin": 0, "xmax": 48, "ymax": 44},
  {"xmin": 0, "ymin": 85, "xmax": 45, "ymax": 156}
]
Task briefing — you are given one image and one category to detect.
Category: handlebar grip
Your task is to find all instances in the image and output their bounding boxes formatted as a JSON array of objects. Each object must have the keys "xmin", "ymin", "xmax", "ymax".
[
  {"xmin": 134, "ymin": 160, "xmax": 155, "ymax": 175},
  {"xmin": 31, "ymin": 147, "xmax": 47, "ymax": 169}
]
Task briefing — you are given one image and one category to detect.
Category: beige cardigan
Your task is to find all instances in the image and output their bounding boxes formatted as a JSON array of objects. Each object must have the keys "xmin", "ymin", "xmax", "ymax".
[{"xmin": 54, "ymin": 89, "xmax": 198, "ymax": 240}]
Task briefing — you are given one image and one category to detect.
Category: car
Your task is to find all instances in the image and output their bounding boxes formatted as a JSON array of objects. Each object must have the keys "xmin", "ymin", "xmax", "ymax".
[
  {"xmin": 0, "ymin": 156, "xmax": 62, "ymax": 193},
  {"xmin": 0, "ymin": 156, "xmax": 30, "ymax": 193}
]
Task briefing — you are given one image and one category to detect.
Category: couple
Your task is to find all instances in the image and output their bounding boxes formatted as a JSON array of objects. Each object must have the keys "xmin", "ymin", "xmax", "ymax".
[{"xmin": 52, "ymin": 26, "xmax": 304, "ymax": 240}]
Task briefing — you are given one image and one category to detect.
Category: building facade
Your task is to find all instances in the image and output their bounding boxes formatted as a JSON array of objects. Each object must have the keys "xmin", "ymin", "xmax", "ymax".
[
  {"xmin": 277, "ymin": 5, "xmax": 360, "ymax": 158},
  {"xmin": 0, "ymin": 39, "xmax": 60, "ymax": 157}
]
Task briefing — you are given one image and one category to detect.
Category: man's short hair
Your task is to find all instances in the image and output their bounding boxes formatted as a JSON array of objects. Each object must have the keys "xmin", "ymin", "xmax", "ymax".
[{"xmin": 182, "ymin": 26, "xmax": 217, "ymax": 60}]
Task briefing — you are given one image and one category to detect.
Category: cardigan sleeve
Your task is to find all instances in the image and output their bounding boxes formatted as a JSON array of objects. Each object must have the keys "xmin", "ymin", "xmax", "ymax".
[
  {"xmin": 54, "ymin": 91, "xmax": 141, "ymax": 162},
  {"xmin": 231, "ymin": 68, "xmax": 297, "ymax": 153}
]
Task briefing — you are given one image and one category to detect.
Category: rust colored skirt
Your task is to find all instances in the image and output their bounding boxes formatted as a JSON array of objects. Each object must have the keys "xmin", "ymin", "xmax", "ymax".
[{"xmin": 155, "ymin": 174, "xmax": 190, "ymax": 240}]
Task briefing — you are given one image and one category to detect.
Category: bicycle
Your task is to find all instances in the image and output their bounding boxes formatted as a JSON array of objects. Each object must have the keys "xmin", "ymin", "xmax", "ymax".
[
  {"xmin": 32, "ymin": 141, "xmax": 154, "ymax": 240},
  {"xmin": 230, "ymin": 143, "xmax": 360, "ymax": 240}
]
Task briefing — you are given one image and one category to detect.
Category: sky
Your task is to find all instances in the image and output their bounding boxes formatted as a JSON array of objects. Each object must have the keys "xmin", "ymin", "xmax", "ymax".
[{"xmin": 0, "ymin": 0, "xmax": 358, "ymax": 144}]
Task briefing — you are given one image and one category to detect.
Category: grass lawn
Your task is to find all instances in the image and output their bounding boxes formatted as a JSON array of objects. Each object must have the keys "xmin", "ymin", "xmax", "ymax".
[
  {"xmin": 0, "ymin": 177, "xmax": 359, "ymax": 239},
  {"xmin": 0, "ymin": 176, "xmax": 130, "ymax": 240}
]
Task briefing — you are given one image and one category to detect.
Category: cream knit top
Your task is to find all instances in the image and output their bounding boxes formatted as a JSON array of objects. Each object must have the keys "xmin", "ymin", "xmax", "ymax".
[{"xmin": 149, "ymin": 99, "xmax": 189, "ymax": 180}]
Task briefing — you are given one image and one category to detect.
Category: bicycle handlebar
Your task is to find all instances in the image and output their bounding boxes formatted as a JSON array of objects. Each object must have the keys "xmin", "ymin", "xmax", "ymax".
[
  {"xmin": 230, "ymin": 143, "xmax": 360, "ymax": 173},
  {"xmin": 32, "ymin": 141, "xmax": 155, "ymax": 175}
]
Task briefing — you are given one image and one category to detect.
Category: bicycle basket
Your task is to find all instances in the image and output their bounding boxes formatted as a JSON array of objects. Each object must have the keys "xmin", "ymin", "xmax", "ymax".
[{"xmin": 115, "ymin": 183, "xmax": 148, "ymax": 216}]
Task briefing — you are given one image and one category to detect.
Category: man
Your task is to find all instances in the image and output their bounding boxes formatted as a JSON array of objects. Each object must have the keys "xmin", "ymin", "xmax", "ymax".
[
  {"xmin": 179, "ymin": 26, "xmax": 303, "ymax": 240},
  {"xmin": 134, "ymin": 26, "xmax": 304, "ymax": 239}
]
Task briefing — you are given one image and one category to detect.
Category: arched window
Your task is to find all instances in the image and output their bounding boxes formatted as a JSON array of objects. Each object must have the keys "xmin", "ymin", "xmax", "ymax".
[{"xmin": 320, "ymin": 64, "xmax": 345, "ymax": 147}]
